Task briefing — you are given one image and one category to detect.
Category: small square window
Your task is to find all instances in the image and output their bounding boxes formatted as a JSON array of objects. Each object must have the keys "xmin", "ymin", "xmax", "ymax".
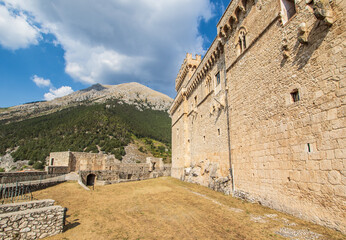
[
  {"xmin": 216, "ymin": 72, "xmax": 220, "ymax": 86},
  {"xmin": 291, "ymin": 89, "xmax": 300, "ymax": 102}
]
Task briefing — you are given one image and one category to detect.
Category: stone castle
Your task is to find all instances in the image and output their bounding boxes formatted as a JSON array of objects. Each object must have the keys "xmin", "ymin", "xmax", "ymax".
[
  {"xmin": 170, "ymin": 0, "xmax": 345, "ymax": 233},
  {"xmin": 47, "ymin": 151, "xmax": 171, "ymax": 185}
]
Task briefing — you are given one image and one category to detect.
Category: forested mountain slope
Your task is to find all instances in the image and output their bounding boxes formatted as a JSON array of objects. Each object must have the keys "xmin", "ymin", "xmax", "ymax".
[{"xmin": 0, "ymin": 83, "xmax": 173, "ymax": 171}]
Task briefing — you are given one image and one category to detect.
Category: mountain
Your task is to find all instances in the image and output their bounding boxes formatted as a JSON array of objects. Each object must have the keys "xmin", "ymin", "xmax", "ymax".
[
  {"xmin": 0, "ymin": 82, "xmax": 173, "ymax": 123},
  {"xmin": 0, "ymin": 83, "xmax": 173, "ymax": 171}
]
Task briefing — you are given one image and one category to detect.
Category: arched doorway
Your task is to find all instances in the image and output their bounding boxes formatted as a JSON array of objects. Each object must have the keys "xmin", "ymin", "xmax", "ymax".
[{"xmin": 86, "ymin": 174, "xmax": 96, "ymax": 186}]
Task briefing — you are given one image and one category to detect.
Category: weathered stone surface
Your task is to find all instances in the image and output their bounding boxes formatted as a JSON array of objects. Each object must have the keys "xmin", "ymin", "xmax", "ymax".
[
  {"xmin": 0, "ymin": 202, "xmax": 65, "ymax": 239},
  {"xmin": 0, "ymin": 199, "xmax": 55, "ymax": 214},
  {"xmin": 170, "ymin": 0, "xmax": 345, "ymax": 234}
]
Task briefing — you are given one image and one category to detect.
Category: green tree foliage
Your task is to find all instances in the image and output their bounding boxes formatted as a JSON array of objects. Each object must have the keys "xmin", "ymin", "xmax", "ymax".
[{"xmin": 0, "ymin": 100, "xmax": 171, "ymax": 165}]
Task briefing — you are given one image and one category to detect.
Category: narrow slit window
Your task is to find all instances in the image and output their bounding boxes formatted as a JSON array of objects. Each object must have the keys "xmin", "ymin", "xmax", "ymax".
[
  {"xmin": 216, "ymin": 72, "xmax": 221, "ymax": 86},
  {"xmin": 218, "ymin": 129, "xmax": 221, "ymax": 136},
  {"xmin": 307, "ymin": 143, "xmax": 311, "ymax": 153},
  {"xmin": 291, "ymin": 89, "xmax": 300, "ymax": 102}
]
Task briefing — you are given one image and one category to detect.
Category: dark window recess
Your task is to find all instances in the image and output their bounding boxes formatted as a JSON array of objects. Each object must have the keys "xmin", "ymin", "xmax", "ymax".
[
  {"xmin": 307, "ymin": 143, "xmax": 311, "ymax": 153},
  {"xmin": 218, "ymin": 129, "xmax": 221, "ymax": 136},
  {"xmin": 216, "ymin": 72, "xmax": 221, "ymax": 85},
  {"xmin": 280, "ymin": 0, "xmax": 296, "ymax": 24},
  {"xmin": 291, "ymin": 89, "xmax": 300, "ymax": 102}
]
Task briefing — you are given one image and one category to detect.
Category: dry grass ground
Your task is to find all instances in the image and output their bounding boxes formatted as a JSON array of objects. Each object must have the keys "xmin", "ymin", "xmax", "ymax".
[{"xmin": 33, "ymin": 177, "xmax": 344, "ymax": 240}]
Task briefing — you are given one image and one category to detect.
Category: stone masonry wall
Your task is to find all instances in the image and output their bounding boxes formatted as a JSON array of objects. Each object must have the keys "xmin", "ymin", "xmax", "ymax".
[
  {"xmin": 79, "ymin": 162, "xmax": 171, "ymax": 185},
  {"xmin": 0, "ymin": 199, "xmax": 55, "ymax": 214},
  {"xmin": 224, "ymin": 0, "xmax": 345, "ymax": 233},
  {"xmin": 170, "ymin": 0, "xmax": 345, "ymax": 233},
  {"xmin": 0, "ymin": 171, "xmax": 47, "ymax": 184},
  {"xmin": 0, "ymin": 203, "xmax": 65, "ymax": 239},
  {"xmin": 49, "ymin": 152, "xmax": 71, "ymax": 167}
]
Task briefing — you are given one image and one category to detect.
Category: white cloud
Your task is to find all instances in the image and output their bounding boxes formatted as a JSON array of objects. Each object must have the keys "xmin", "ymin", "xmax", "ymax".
[
  {"xmin": 0, "ymin": 4, "xmax": 40, "ymax": 50},
  {"xmin": 31, "ymin": 75, "xmax": 51, "ymax": 88},
  {"xmin": 44, "ymin": 86, "xmax": 74, "ymax": 101},
  {"xmin": 2, "ymin": 0, "xmax": 215, "ymax": 96}
]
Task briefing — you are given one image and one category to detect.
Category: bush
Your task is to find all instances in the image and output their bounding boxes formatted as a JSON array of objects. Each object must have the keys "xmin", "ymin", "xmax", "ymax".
[
  {"xmin": 0, "ymin": 167, "xmax": 5, "ymax": 172},
  {"xmin": 28, "ymin": 160, "xmax": 34, "ymax": 165},
  {"xmin": 33, "ymin": 161, "xmax": 44, "ymax": 170}
]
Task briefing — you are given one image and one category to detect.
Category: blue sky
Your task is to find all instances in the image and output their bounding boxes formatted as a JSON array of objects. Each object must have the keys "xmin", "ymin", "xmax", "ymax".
[{"xmin": 0, "ymin": 0, "xmax": 230, "ymax": 108}]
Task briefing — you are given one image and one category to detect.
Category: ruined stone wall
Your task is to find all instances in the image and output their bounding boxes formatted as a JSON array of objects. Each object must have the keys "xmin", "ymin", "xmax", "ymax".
[
  {"xmin": 49, "ymin": 151, "xmax": 119, "ymax": 172},
  {"xmin": 0, "ymin": 171, "xmax": 47, "ymax": 184},
  {"xmin": 46, "ymin": 166, "xmax": 69, "ymax": 175},
  {"xmin": 0, "ymin": 200, "xmax": 65, "ymax": 239},
  {"xmin": 0, "ymin": 199, "xmax": 55, "ymax": 214},
  {"xmin": 49, "ymin": 152, "xmax": 71, "ymax": 167},
  {"xmin": 79, "ymin": 162, "xmax": 172, "ymax": 185},
  {"xmin": 72, "ymin": 152, "xmax": 107, "ymax": 171},
  {"xmin": 223, "ymin": 0, "xmax": 345, "ymax": 232}
]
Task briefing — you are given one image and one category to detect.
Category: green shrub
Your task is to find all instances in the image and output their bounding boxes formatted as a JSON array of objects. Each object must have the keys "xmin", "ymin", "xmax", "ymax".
[{"xmin": 33, "ymin": 161, "xmax": 44, "ymax": 170}]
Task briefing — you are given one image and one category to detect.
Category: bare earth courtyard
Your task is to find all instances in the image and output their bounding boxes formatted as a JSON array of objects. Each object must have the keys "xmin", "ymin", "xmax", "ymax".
[{"xmin": 31, "ymin": 178, "xmax": 344, "ymax": 240}]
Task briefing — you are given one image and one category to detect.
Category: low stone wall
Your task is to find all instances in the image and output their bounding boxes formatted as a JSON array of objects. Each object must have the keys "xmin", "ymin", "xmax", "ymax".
[
  {"xmin": 0, "ymin": 172, "xmax": 46, "ymax": 184},
  {"xmin": 79, "ymin": 162, "xmax": 172, "ymax": 185},
  {"xmin": 0, "ymin": 172, "xmax": 65, "ymax": 184},
  {"xmin": 0, "ymin": 204, "xmax": 65, "ymax": 239},
  {"xmin": 0, "ymin": 199, "xmax": 55, "ymax": 214},
  {"xmin": 46, "ymin": 166, "xmax": 69, "ymax": 175}
]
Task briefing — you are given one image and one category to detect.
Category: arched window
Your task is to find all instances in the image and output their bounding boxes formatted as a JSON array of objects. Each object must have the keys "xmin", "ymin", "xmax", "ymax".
[
  {"xmin": 237, "ymin": 28, "xmax": 247, "ymax": 54},
  {"xmin": 205, "ymin": 75, "xmax": 212, "ymax": 95}
]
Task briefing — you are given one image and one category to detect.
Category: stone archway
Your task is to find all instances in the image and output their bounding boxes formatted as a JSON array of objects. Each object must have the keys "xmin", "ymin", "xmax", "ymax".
[{"xmin": 86, "ymin": 174, "xmax": 96, "ymax": 186}]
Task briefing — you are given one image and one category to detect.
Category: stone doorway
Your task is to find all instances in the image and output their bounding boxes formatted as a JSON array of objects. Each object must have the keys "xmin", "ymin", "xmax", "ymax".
[{"xmin": 86, "ymin": 174, "xmax": 96, "ymax": 186}]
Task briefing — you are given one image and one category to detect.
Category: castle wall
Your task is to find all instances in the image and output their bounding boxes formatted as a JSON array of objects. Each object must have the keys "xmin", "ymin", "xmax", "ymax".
[
  {"xmin": 0, "ymin": 201, "xmax": 65, "ymax": 239},
  {"xmin": 49, "ymin": 152, "xmax": 71, "ymax": 168},
  {"xmin": 49, "ymin": 152, "xmax": 120, "ymax": 172},
  {"xmin": 170, "ymin": 0, "xmax": 345, "ymax": 233}
]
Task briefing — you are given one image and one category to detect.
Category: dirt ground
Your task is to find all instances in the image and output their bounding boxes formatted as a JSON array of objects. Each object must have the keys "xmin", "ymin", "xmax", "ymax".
[{"xmin": 33, "ymin": 177, "xmax": 344, "ymax": 240}]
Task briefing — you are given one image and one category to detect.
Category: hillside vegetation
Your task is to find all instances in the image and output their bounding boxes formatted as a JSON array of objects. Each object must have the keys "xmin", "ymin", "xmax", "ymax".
[{"xmin": 0, "ymin": 99, "xmax": 171, "ymax": 166}]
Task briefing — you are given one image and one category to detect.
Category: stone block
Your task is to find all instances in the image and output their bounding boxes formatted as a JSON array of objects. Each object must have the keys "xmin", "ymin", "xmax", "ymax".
[
  {"xmin": 334, "ymin": 185, "xmax": 346, "ymax": 197},
  {"xmin": 320, "ymin": 160, "xmax": 332, "ymax": 170},
  {"xmin": 307, "ymin": 160, "xmax": 320, "ymax": 170},
  {"xmin": 328, "ymin": 170, "xmax": 341, "ymax": 185}
]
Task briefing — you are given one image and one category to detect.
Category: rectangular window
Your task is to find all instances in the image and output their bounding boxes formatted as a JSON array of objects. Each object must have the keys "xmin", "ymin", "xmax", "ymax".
[
  {"xmin": 216, "ymin": 72, "xmax": 220, "ymax": 86},
  {"xmin": 280, "ymin": 0, "xmax": 296, "ymax": 24},
  {"xmin": 291, "ymin": 89, "xmax": 300, "ymax": 102},
  {"xmin": 194, "ymin": 96, "xmax": 198, "ymax": 107}
]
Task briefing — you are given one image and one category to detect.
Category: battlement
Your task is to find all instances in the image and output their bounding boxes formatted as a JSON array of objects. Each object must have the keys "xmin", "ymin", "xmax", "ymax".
[{"xmin": 175, "ymin": 53, "xmax": 201, "ymax": 92}]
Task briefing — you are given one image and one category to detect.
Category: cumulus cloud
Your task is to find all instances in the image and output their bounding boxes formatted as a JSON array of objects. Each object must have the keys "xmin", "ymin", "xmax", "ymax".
[
  {"xmin": 44, "ymin": 86, "xmax": 74, "ymax": 101},
  {"xmin": 31, "ymin": 75, "xmax": 51, "ymax": 88},
  {"xmin": 0, "ymin": 4, "xmax": 40, "ymax": 50},
  {"xmin": 2, "ymin": 0, "xmax": 215, "ymax": 96}
]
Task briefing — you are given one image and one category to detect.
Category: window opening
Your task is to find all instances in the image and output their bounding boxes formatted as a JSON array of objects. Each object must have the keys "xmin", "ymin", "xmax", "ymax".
[
  {"xmin": 291, "ymin": 89, "xmax": 300, "ymax": 102},
  {"xmin": 280, "ymin": 0, "xmax": 296, "ymax": 24},
  {"xmin": 238, "ymin": 29, "xmax": 247, "ymax": 53},
  {"xmin": 194, "ymin": 96, "xmax": 198, "ymax": 107},
  {"xmin": 216, "ymin": 72, "xmax": 221, "ymax": 86},
  {"xmin": 307, "ymin": 143, "xmax": 311, "ymax": 153},
  {"xmin": 218, "ymin": 129, "xmax": 221, "ymax": 136}
]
